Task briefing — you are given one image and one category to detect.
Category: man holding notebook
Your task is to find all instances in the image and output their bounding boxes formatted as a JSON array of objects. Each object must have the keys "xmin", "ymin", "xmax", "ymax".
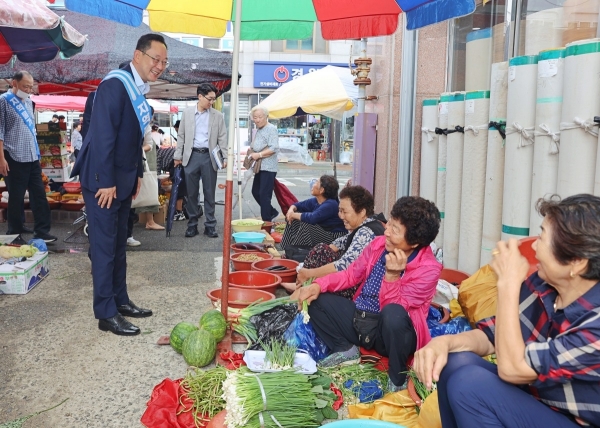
[{"xmin": 174, "ymin": 83, "xmax": 227, "ymax": 238}]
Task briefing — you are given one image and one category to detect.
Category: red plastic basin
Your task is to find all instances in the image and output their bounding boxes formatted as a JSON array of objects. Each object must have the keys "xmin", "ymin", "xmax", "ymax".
[
  {"xmin": 228, "ymin": 270, "xmax": 282, "ymax": 294},
  {"xmin": 251, "ymin": 259, "xmax": 299, "ymax": 283},
  {"xmin": 230, "ymin": 252, "xmax": 273, "ymax": 271},
  {"xmin": 206, "ymin": 287, "xmax": 275, "ymax": 309},
  {"xmin": 519, "ymin": 236, "xmax": 538, "ymax": 277},
  {"xmin": 440, "ymin": 268, "xmax": 470, "ymax": 287}
]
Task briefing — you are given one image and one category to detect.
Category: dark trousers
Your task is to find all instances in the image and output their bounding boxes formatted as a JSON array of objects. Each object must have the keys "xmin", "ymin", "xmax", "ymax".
[
  {"xmin": 439, "ymin": 352, "xmax": 580, "ymax": 428},
  {"xmin": 83, "ymin": 187, "xmax": 131, "ymax": 319},
  {"xmin": 127, "ymin": 208, "xmax": 136, "ymax": 238},
  {"xmin": 251, "ymin": 170, "xmax": 277, "ymax": 221},
  {"xmin": 184, "ymin": 151, "xmax": 216, "ymax": 228},
  {"xmin": 308, "ymin": 293, "xmax": 417, "ymax": 386},
  {"xmin": 4, "ymin": 151, "xmax": 50, "ymax": 235}
]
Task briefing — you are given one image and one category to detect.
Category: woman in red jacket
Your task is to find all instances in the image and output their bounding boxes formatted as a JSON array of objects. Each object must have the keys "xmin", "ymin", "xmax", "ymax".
[{"xmin": 296, "ymin": 196, "xmax": 442, "ymax": 391}]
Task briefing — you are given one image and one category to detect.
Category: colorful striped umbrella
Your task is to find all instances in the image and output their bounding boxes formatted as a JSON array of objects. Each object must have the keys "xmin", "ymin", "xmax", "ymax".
[
  {"xmin": 64, "ymin": 0, "xmax": 475, "ymax": 37},
  {"xmin": 0, "ymin": 0, "xmax": 86, "ymax": 65}
]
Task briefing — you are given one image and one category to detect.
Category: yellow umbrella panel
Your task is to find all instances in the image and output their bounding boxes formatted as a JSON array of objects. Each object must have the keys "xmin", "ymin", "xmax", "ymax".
[{"xmin": 259, "ymin": 66, "xmax": 358, "ymax": 120}]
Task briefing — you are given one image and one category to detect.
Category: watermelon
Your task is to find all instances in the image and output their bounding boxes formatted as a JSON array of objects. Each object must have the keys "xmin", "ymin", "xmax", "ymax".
[
  {"xmin": 199, "ymin": 310, "xmax": 227, "ymax": 342},
  {"xmin": 182, "ymin": 328, "xmax": 217, "ymax": 367},
  {"xmin": 170, "ymin": 322, "xmax": 198, "ymax": 354}
]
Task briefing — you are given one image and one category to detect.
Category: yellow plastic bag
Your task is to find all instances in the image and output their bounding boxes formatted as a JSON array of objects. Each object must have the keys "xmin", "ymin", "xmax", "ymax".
[
  {"xmin": 347, "ymin": 391, "xmax": 419, "ymax": 426},
  {"xmin": 457, "ymin": 264, "xmax": 498, "ymax": 326},
  {"xmin": 449, "ymin": 299, "xmax": 465, "ymax": 319},
  {"xmin": 413, "ymin": 390, "xmax": 442, "ymax": 428}
]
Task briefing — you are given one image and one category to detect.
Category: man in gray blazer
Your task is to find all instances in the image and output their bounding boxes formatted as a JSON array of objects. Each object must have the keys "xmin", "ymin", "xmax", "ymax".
[{"xmin": 174, "ymin": 83, "xmax": 227, "ymax": 238}]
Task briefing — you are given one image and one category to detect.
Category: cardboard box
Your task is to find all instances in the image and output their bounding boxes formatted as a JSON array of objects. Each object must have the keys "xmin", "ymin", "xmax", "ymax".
[
  {"xmin": 0, "ymin": 252, "xmax": 49, "ymax": 295},
  {"xmin": 153, "ymin": 205, "xmax": 167, "ymax": 226},
  {"xmin": 40, "ymin": 154, "xmax": 69, "ymax": 169},
  {"xmin": 39, "ymin": 143, "xmax": 68, "ymax": 156},
  {"xmin": 37, "ymin": 131, "xmax": 66, "ymax": 145},
  {"xmin": 36, "ymin": 123, "xmax": 49, "ymax": 132},
  {"xmin": 42, "ymin": 165, "xmax": 72, "ymax": 182}
]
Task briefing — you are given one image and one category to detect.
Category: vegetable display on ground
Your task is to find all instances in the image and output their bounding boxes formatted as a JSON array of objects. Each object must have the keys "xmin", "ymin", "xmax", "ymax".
[
  {"xmin": 199, "ymin": 310, "xmax": 227, "ymax": 342},
  {"xmin": 170, "ymin": 322, "xmax": 198, "ymax": 354},
  {"xmin": 182, "ymin": 329, "xmax": 217, "ymax": 368}
]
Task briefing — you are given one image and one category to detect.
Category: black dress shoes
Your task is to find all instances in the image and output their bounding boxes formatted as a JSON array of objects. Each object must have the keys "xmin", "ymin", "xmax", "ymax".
[
  {"xmin": 185, "ymin": 226, "xmax": 199, "ymax": 237},
  {"xmin": 204, "ymin": 226, "xmax": 218, "ymax": 238},
  {"xmin": 98, "ymin": 314, "xmax": 140, "ymax": 336},
  {"xmin": 117, "ymin": 300, "xmax": 153, "ymax": 318}
]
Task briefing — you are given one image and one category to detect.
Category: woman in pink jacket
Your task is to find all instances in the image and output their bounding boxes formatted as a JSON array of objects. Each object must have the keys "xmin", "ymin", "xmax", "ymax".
[{"xmin": 297, "ymin": 196, "xmax": 442, "ymax": 391}]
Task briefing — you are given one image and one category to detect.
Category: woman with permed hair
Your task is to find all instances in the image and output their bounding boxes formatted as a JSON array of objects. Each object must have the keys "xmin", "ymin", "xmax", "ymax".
[
  {"xmin": 414, "ymin": 194, "xmax": 600, "ymax": 428},
  {"xmin": 280, "ymin": 175, "xmax": 346, "ymax": 251},
  {"xmin": 295, "ymin": 196, "xmax": 442, "ymax": 391},
  {"xmin": 282, "ymin": 186, "xmax": 386, "ymax": 299}
]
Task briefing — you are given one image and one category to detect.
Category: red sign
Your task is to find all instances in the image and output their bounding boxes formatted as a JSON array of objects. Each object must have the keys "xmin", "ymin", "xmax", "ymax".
[{"xmin": 273, "ymin": 66, "xmax": 289, "ymax": 83}]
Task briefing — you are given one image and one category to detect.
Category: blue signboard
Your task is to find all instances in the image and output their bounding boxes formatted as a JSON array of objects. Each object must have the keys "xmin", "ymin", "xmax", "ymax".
[{"xmin": 254, "ymin": 61, "xmax": 349, "ymax": 88}]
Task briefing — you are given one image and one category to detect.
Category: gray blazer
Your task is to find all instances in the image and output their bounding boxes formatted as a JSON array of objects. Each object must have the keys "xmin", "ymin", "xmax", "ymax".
[{"xmin": 174, "ymin": 105, "xmax": 227, "ymax": 170}]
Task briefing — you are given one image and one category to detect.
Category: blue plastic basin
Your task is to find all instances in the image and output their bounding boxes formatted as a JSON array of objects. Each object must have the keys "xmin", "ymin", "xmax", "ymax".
[{"xmin": 232, "ymin": 232, "xmax": 265, "ymax": 243}]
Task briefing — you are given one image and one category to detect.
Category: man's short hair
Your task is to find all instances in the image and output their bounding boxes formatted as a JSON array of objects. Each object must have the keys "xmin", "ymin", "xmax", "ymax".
[
  {"xmin": 58, "ymin": 115, "xmax": 65, "ymax": 120},
  {"xmin": 73, "ymin": 121, "xmax": 81, "ymax": 127},
  {"xmin": 136, "ymin": 34, "xmax": 168, "ymax": 52},
  {"xmin": 12, "ymin": 70, "xmax": 32, "ymax": 82},
  {"xmin": 118, "ymin": 61, "xmax": 129, "ymax": 69},
  {"xmin": 52, "ymin": 114, "xmax": 59, "ymax": 119},
  {"xmin": 174, "ymin": 120, "xmax": 181, "ymax": 129},
  {"xmin": 197, "ymin": 83, "xmax": 218, "ymax": 97}
]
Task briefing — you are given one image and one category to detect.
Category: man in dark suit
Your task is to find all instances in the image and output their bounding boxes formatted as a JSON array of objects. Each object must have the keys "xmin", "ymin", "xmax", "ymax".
[{"xmin": 72, "ymin": 33, "xmax": 168, "ymax": 336}]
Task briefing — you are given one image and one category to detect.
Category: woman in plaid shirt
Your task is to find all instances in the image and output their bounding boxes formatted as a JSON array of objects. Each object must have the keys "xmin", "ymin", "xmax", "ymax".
[{"xmin": 414, "ymin": 194, "xmax": 600, "ymax": 427}]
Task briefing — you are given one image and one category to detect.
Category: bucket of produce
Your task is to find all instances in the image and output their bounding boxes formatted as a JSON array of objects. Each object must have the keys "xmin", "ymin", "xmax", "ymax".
[
  {"xmin": 228, "ymin": 270, "xmax": 282, "ymax": 294},
  {"xmin": 251, "ymin": 259, "xmax": 299, "ymax": 283},
  {"xmin": 206, "ymin": 287, "xmax": 276, "ymax": 309},
  {"xmin": 231, "ymin": 252, "xmax": 273, "ymax": 271},
  {"xmin": 231, "ymin": 218, "xmax": 264, "ymax": 232},
  {"xmin": 230, "ymin": 243, "xmax": 266, "ymax": 254},
  {"xmin": 232, "ymin": 232, "xmax": 265, "ymax": 244}
]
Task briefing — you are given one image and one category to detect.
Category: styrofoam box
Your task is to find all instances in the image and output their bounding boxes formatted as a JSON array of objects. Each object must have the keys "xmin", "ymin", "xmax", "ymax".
[
  {"xmin": 42, "ymin": 165, "xmax": 73, "ymax": 182},
  {"xmin": 0, "ymin": 252, "xmax": 49, "ymax": 295}
]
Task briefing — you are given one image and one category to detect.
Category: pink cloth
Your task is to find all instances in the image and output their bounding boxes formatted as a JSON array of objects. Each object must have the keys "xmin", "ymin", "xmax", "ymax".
[{"xmin": 315, "ymin": 236, "xmax": 442, "ymax": 350}]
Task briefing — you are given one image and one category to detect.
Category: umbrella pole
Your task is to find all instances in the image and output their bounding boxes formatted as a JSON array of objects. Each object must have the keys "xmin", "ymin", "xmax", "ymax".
[
  {"xmin": 237, "ymin": 106, "xmax": 243, "ymax": 219},
  {"xmin": 221, "ymin": 0, "xmax": 243, "ymax": 320}
]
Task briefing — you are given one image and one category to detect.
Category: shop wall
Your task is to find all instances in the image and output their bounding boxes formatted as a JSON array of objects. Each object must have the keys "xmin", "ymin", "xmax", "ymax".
[
  {"xmin": 366, "ymin": 25, "xmax": 403, "ymax": 215},
  {"xmin": 411, "ymin": 22, "xmax": 449, "ymax": 197}
]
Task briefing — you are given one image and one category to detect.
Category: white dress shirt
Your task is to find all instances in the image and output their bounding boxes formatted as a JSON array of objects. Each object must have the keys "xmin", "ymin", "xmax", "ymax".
[{"xmin": 193, "ymin": 106, "xmax": 210, "ymax": 149}]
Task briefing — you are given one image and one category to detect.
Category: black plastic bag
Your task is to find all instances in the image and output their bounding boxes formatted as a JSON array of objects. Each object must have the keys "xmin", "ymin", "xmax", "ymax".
[{"xmin": 248, "ymin": 304, "xmax": 298, "ymax": 350}]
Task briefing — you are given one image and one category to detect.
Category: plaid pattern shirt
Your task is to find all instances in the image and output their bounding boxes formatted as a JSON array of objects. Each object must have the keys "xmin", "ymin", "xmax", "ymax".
[
  {"xmin": 0, "ymin": 93, "xmax": 38, "ymax": 163},
  {"xmin": 477, "ymin": 273, "xmax": 600, "ymax": 426}
]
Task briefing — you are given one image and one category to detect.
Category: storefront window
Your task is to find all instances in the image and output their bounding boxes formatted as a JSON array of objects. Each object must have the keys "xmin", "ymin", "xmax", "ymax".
[
  {"xmin": 518, "ymin": 0, "xmax": 599, "ymax": 55},
  {"xmin": 448, "ymin": 1, "xmax": 507, "ymax": 91}
]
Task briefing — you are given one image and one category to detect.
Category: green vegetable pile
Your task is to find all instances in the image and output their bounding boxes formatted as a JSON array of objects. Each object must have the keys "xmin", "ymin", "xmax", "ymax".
[
  {"xmin": 320, "ymin": 363, "xmax": 389, "ymax": 405},
  {"xmin": 222, "ymin": 367, "xmax": 338, "ymax": 428},
  {"xmin": 260, "ymin": 339, "xmax": 297, "ymax": 370},
  {"xmin": 179, "ymin": 367, "xmax": 228, "ymax": 426}
]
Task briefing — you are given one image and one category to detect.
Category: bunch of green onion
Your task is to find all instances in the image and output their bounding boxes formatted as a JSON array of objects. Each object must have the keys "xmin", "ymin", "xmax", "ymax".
[
  {"xmin": 222, "ymin": 367, "xmax": 319, "ymax": 428},
  {"xmin": 406, "ymin": 368, "xmax": 436, "ymax": 403},
  {"xmin": 231, "ymin": 297, "xmax": 291, "ymax": 344},
  {"xmin": 301, "ymin": 278, "xmax": 314, "ymax": 324},
  {"xmin": 319, "ymin": 363, "xmax": 389, "ymax": 405},
  {"xmin": 261, "ymin": 339, "xmax": 297, "ymax": 370},
  {"xmin": 178, "ymin": 367, "xmax": 227, "ymax": 426}
]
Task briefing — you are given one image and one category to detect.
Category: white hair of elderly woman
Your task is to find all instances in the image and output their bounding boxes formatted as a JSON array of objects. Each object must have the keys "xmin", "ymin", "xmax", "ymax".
[{"xmin": 250, "ymin": 105, "xmax": 269, "ymax": 118}]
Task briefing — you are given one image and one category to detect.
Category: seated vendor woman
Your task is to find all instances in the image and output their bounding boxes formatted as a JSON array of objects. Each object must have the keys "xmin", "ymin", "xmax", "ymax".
[
  {"xmin": 282, "ymin": 186, "xmax": 385, "ymax": 298},
  {"xmin": 296, "ymin": 196, "xmax": 441, "ymax": 391},
  {"xmin": 413, "ymin": 194, "xmax": 600, "ymax": 428},
  {"xmin": 280, "ymin": 175, "xmax": 346, "ymax": 251}
]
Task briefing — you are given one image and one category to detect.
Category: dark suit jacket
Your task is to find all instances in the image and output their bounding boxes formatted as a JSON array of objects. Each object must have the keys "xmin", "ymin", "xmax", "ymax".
[{"xmin": 71, "ymin": 65, "xmax": 144, "ymax": 201}]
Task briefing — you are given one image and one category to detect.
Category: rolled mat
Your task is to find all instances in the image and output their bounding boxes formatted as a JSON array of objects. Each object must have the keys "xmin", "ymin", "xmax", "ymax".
[
  {"xmin": 459, "ymin": 91, "xmax": 490, "ymax": 274},
  {"xmin": 442, "ymin": 92, "xmax": 466, "ymax": 269},
  {"xmin": 480, "ymin": 62, "xmax": 508, "ymax": 266}
]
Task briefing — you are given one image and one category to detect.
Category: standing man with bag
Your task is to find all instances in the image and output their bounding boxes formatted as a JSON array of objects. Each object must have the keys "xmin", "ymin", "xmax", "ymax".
[
  {"xmin": 0, "ymin": 71, "xmax": 56, "ymax": 242},
  {"xmin": 71, "ymin": 34, "xmax": 167, "ymax": 336},
  {"xmin": 174, "ymin": 83, "xmax": 227, "ymax": 238}
]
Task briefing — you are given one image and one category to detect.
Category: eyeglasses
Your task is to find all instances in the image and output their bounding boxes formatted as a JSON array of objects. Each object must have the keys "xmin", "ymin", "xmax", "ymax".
[
  {"xmin": 201, "ymin": 94, "xmax": 216, "ymax": 103},
  {"xmin": 141, "ymin": 51, "xmax": 169, "ymax": 68}
]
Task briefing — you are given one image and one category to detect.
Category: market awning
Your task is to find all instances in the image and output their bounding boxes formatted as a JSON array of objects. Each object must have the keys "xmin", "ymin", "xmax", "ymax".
[
  {"xmin": 31, "ymin": 94, "xmax": 178, "ymax": 113},
  {"xmin": 0, "ymin": 9, "xmax": 235, "ymax": 100}
]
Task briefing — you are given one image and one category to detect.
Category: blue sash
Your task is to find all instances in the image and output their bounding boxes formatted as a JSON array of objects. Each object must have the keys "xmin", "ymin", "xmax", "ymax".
[
  {"xmin": 101, "ymin": 69, "xmax": 151, "ymax": 135},
  {"xmin": 4, "ymin": 92, "xmax": 40, "ymax": 160}
]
